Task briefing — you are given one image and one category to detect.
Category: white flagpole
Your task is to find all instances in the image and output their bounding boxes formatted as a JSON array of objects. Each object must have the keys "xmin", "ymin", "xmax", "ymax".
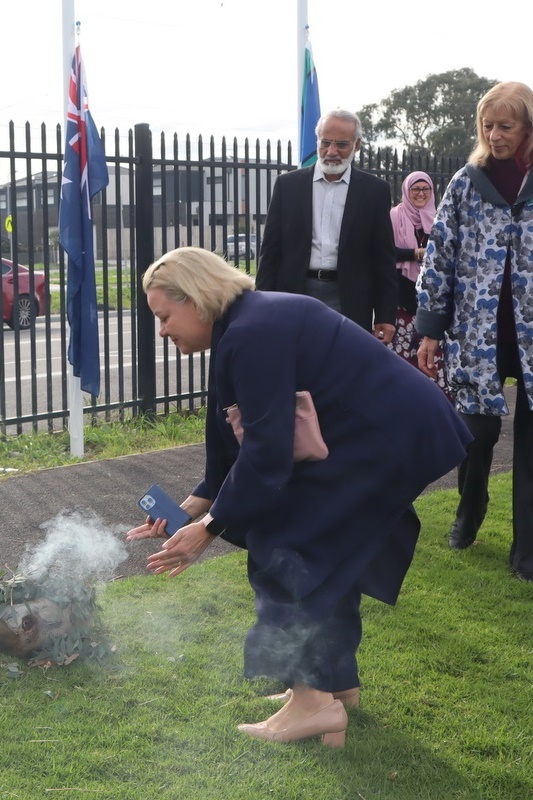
[
  {"xmin": 297, "ymin": 0, "xmax": 308, "ymax": 165},
  {"xmin": 62, "ymin": 0, "xmax": 85, "ymax": 457}
]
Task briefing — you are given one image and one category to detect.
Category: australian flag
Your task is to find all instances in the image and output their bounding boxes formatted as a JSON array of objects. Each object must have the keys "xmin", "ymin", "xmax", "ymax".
[
  {"xmin": 59, "ymin": 45, "xmax": 108, "ymax": 397},
  {"xmin": 300, "ymin": 39, "xmax": 321, "ymax": 168}
]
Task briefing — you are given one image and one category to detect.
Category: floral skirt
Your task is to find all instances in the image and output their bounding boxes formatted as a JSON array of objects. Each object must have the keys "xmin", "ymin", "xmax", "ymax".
[{"xmin": 389, "ymin": 308, "xmax": 453, "ymax": 402}]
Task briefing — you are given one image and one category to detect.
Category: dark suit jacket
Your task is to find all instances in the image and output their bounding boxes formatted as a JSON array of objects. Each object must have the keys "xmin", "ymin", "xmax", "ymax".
[
  {"xmin": 192, "ymin": 291, "xmax": 471, "ymax": 606},
  {"xmin": 255, "ymin": 164, "xmax": 398, "ymax": 331}
]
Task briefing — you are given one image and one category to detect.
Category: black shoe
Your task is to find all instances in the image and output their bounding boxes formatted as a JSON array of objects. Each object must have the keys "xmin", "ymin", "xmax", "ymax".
[
  {"xmin": 513, "ymin": 570, "xmax": 533, "ymax": 584},
  {"xmin": 448, "ymin": 522, "xmax": 476, "ymax": 550}
]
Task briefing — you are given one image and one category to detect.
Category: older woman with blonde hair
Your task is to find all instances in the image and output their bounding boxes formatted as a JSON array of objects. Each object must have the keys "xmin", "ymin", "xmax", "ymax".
[
  {"xmin": 128, "ymin": 245, "xmax": 471, "ymax": 747},
  {"xmin": 416, "ymin": 81, "xmax": 533, "ymax": 579}
]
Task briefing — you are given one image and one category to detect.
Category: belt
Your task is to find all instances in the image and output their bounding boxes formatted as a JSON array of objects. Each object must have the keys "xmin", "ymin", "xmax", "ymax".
[{"xmin": 307, "ymin": 269, "xmax": 338, "ymax": 282}]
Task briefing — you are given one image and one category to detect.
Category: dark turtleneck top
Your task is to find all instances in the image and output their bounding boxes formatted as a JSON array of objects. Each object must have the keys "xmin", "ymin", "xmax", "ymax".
[{"xmin": 484, "ymin": 156, "xmax": 528, "ymax": 346}]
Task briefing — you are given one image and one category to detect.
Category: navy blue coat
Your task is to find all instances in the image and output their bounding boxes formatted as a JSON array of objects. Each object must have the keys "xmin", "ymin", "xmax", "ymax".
[{"xmin": 193, "ymin": 291, "xmax": 471, "ymax": 606}]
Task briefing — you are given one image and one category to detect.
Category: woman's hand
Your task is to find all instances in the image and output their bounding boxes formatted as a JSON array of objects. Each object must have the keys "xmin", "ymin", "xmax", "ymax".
[
  {"xmin": 417, "ymin": 336, "xmax": 439, "ymax": 378},
  {"xmin": 180, "ymin": 494, "xmax": 212, "ymax": 520},
  {"xmin": 146, "ymin": 522, "xmax": 216, "ymax": 577},
  {"xmin": 125, "ymin": 516, "xmax": 168, "ymax": 541},
  {"xmin": 125, "ymin": 495, "xmax": 211, "ymax": 542}
]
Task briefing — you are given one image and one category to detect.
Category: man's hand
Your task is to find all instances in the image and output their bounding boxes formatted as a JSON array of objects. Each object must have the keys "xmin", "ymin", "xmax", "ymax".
[{"xmin": 373, "ymin": 323, "xmax": 395, "ymax": 344}]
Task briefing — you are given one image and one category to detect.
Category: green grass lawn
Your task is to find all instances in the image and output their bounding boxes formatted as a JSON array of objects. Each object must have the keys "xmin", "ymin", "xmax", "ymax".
[
  {"xmin": 48, "ymin": 266, "xmax": 133, "ymax": 314},
  {"xmin": 0, "ymin": 411, "xmax": 206, "ymax": 475},
  {"xmin": 1, "ymin": 472, "xmax": 531, "ymax": 799}
]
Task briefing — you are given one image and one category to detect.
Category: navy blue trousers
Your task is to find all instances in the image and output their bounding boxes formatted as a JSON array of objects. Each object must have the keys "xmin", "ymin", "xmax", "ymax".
[{"xmin": 244, "ymin": 555, "xmax": 362, "ymax": 692}]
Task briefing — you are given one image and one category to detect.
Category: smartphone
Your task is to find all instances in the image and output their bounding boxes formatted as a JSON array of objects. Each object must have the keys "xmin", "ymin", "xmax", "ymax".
[{"xmin": 138, "ymin": 484, "xmax": 192, "ymax": 537}]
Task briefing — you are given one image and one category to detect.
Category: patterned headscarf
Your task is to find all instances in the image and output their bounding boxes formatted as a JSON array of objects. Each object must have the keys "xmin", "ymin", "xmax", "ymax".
[{"xmin": 390, "ymin": 171, "xmax": 436, "ymax": 282}]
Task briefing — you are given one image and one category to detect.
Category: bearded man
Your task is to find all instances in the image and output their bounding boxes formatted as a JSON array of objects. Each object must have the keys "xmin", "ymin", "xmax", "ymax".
[{"xmin": 255, "ymin": 109, "xmax": 398, "ymax": 343}]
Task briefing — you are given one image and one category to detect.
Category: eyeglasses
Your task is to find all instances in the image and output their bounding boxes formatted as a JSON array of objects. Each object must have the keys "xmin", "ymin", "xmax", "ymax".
[
  {"xmin": 318, "ymin": 139, "xmax": 354, "ymax": 151},
  {"xmin": 410, "ymin": 187, "xmax": 431, "ymax": 195}
]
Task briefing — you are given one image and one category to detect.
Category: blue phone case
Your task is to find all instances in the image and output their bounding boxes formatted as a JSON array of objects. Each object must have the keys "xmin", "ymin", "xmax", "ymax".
[{"xmin": 138, "ymin": 484, "xmax": 192, "ymax": 537}]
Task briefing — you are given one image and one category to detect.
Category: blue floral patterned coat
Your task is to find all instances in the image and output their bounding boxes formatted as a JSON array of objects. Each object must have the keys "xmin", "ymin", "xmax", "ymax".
[{"xmin": 415, "ymin": 164, "xmax": 533, "ymax": 415}]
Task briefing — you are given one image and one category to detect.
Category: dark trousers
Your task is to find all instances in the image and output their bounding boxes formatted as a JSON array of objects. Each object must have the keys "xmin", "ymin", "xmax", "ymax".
[
  {"xmin": 304, "ymin": 277, "xmax": 342, "ymax": 313},
  {"xmin": 244, "ymin": 554, "xmax": 362, "ymax": 692},
  {"xmin": 456, "ymin": 344, "xmax": 533, "ymax": 575}
]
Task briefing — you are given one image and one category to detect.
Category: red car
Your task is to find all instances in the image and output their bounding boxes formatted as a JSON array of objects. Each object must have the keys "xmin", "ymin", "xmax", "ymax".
[{"xmin": 2, "ymin": 258, "xmax": 47, "ymax": 329}]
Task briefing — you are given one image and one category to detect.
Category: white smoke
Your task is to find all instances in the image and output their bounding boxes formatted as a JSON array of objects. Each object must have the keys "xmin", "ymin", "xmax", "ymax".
[{"xmin": 19, "ymin": 509, "xmax": 128, "ymax": 598}]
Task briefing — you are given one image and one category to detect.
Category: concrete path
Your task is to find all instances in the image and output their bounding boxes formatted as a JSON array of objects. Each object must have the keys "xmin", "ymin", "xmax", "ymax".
[{"xmin": 0, "ymin": 388, "xmax": 516, "ymax": 579}]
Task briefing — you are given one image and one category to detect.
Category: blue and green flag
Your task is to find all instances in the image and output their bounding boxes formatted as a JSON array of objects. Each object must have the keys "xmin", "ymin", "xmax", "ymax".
[{"xmin": 300, "ymin": 41, "xmax": 321, "ymax": 167}]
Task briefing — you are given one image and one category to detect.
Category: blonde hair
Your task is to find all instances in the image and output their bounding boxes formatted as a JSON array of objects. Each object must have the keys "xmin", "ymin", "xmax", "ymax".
[
  {"xmin": 469, "ymin": 81, "xmax": 533, "ymax": 167},
  {"xmin": 142, "ymin": 247, "xmax": 255, "ymax": 322}
]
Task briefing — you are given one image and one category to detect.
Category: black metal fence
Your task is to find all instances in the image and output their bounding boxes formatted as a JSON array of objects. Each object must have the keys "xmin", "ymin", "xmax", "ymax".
[{"xmin": 0, "ymin": 120, "xmax": 465, "ymax": 435}]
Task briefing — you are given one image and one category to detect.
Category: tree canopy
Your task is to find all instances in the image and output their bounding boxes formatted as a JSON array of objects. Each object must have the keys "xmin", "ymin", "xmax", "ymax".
[{"xmin": 357, "ymin": 68, "xmax": 499, "ymax": 158}]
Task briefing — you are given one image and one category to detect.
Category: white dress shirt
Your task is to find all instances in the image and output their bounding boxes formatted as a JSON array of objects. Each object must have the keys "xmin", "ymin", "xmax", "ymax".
[{"xmin": 309, "ymin": 163, "xmax": 351, "ymax": 272}]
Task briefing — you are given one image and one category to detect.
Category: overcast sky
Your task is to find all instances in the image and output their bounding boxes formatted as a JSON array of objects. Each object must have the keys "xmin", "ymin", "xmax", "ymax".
[{"xmin": 2, "ymin": 0, "xmax": 533, "ymax": 153}]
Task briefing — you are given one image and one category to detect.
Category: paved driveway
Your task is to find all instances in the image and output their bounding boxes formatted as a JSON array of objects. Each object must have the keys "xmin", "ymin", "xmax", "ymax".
[{"xmin": 0, "ymin": 388, "xmax": 516, "ymax": 578}]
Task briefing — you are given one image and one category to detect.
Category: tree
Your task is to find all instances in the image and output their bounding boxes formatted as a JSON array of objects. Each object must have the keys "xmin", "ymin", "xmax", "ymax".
[{"xmin": 357, "ymin": 68, "xmax": 499, "ymax": 158}]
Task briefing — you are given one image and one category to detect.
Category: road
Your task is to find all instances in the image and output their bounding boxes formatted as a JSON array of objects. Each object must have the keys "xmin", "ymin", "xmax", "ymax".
[{"xmin": 1, "ymin": 314, "xmax": 209, "ymax": 431}]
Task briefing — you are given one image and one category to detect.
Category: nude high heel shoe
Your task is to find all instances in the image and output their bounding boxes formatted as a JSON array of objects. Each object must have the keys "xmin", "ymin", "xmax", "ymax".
[
  {"xmin": 267, "ymin": 687, "xmax": 360, "ymax": 709},
  {"xmin": 333, "ymin": 688, "xmax": 360, "ymax": 708},
  {"xmin": 237, "ymin": 699, "xmax": 348, "ymax": 747}
]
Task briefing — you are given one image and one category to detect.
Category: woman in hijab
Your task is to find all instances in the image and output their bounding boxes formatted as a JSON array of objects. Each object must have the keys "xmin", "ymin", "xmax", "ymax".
[{"xmin": 390, "ymin": 171, "xmax": 450, "ymax": 397}]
